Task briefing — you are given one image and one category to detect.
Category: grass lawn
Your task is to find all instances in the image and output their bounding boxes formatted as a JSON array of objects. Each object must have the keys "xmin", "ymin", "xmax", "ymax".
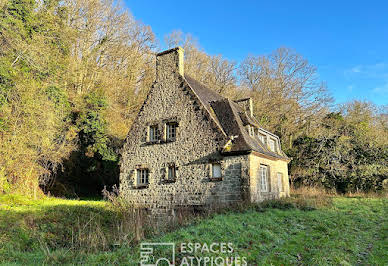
[{"xmin": 0, "ymin": 194, "xmax": 387, "ymax": 265}]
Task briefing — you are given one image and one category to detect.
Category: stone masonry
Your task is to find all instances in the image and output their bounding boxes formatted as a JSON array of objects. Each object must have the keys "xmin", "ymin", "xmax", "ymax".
[{"xmin": 119, "ymin": 47, "xmax": 290, "ymax": 215}]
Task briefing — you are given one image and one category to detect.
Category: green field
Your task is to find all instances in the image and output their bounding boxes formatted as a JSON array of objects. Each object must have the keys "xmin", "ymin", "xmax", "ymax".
[{"xmin": 0, "ymin": 194, "xmax": 387, "ymax": 265}]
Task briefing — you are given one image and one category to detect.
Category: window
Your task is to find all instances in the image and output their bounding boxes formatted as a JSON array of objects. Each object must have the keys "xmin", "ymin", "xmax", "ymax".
[
  {"xmin": 248, "ymin": 126, "xmax": 255, "ymax": 137},
  {"xmin": 167, "ymin": 164, "xmax": 176, "ymax": 181},
  {"xmin": 277, "ymin": 172, "xmax": 284, "ymax": 192},
  {"xmin": 149, "ymin": 125, "xmax": 159, "ymax": 142},
  {"xmin": 212, "ymin": 163, "xmax": 222, "ymax": 179},
  {"xmin": 259, "ymin": 165, "xmax": 269, "ymax": 192},
  {"xmin": 136, "ymin": 169, "xmax": 149, "ymax": 186},
  {"xmin": 258, "ymin": 133, "xmax": 266, "ymax": 144},
  {"xmin": 268, "ymin": 138, "xmax": 276, "ymax": 152},
  {"xmin": 166, "ymin": 122, "xmax": 177, "ymax": 141}
]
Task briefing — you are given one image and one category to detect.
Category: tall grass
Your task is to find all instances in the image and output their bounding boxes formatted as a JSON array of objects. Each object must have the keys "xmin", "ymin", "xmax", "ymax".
[{"xmin": 2, "ymin": 185, "xmax": 385, "ymax": 262}]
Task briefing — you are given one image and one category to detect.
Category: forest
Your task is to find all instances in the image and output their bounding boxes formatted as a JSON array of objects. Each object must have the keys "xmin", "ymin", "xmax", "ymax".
[{"xmin": 0, "ymin": 0, "xmax": 387, "ymax": 198}]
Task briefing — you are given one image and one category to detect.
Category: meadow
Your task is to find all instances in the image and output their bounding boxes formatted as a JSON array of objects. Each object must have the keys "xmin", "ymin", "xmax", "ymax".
[{"xmin": 0, "ymin": 191, "xmax": 387, "ymax": 265}]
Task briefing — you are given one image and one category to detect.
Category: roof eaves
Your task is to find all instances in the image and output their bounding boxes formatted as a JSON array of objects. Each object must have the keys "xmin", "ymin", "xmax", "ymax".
[{"xmin": 251, "ymin": 150, "xmax": 291, "ymax": 162}]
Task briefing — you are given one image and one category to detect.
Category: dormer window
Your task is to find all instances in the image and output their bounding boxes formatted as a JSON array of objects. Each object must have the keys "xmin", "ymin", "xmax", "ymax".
[
  {"xmin": 258, "ymin": 133, "xmax": 266, "ymax": 144},
  {"xmin": 268, "ymin": 138, "xmax": 276, "ymax": 152},
  {"xmin": 248, "ymin": 125, "xmax": 255, "ymax": 137},
  {"xmin": 166, "ymin": 122, "xmax": 177, "ymax": 141}
]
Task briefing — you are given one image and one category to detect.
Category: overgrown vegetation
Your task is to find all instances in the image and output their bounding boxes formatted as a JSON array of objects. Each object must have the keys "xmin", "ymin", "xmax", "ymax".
[
  {"xmin": 0, "ymin": 0, "xmax": 387, "ymax": 196},
  {"xmin": 0, "ymin": 0, "xmax": 154, "ymax": 196},
  {"xmin": 289, "ymin": 105, "xmax": 388, "ymax": 192},
  {"xmin": 0, "ymin": 190, "xmax": 386, "ymax": 265}
]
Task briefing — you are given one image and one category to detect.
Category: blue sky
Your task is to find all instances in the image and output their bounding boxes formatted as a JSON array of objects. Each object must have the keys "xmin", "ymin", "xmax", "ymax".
[{"xmin": 124, "ymin": 0, "xmax": 388, "ymax": 106}]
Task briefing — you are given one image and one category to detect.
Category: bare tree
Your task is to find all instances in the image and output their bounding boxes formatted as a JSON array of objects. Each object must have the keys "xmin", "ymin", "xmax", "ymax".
[
  {"xmin": 65, "ymin": 0, "xmax": 156, "ymax": 137},
  {"xmin": 239, "ymin": 47, "xmax": 333, "ymax": 148},
  {"xmin": 165, "ymin": 30, "xmax": 238, "ymax": 97}
]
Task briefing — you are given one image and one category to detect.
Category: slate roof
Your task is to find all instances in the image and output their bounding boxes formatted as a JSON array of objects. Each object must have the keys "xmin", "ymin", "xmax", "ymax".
[{"xmin": 184, "ymin": 75, "xmax": 289, "ymax": 160}]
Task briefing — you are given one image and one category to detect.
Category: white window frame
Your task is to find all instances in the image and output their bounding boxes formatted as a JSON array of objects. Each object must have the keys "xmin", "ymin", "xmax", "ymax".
[
  {"xmin": 258, "ymin": 133, "xmax": 266, "ymax": 144},
  {"xmin": 259, "ymin": 165, "xmax": 269, "ymax": 192},
  {"xmin": 277, "ymin": 172, "xmax": 284, "ymax": 192},
  {"xmin": 136, "ymin": 169, "xmax": 149, "ymax": 186},
  {"xmin": 166, "ymin": 122, "xmax": 177, "ymax": 141},
  {"xmin": 149, "ymin": 125, "xmax": 159, "ymax": 142},
  {"xmin": 268, "ymin": 138, "xmax": 276, "ymax": 152},
  {"xmin": 211, "ymin": 163, "xmax": 222, "ymax": 179},
  {"xmin": 249, "ymin": 126, "xmax": 255, "ymax": 137}
]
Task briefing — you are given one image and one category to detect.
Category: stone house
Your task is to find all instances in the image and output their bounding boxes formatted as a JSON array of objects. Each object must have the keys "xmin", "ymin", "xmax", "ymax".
[{"xmin": 119, "ymin": 47, "xmax": 290, "ymax": 215}]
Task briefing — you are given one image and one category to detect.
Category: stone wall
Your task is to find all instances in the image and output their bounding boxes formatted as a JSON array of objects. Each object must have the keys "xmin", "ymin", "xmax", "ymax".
[
  {"xmin": 120, "ymin": 48, "xmax": 249, "ymax": 215},
  {"xmin": 120, "ymin": 47, "xmax": 290, "ymax": 215}
]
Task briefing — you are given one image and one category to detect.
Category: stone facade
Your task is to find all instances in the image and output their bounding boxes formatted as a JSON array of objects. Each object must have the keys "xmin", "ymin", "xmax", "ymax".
[{"xmin": 120, "ymin": 47, "xmax": 290, "ymax": 215}]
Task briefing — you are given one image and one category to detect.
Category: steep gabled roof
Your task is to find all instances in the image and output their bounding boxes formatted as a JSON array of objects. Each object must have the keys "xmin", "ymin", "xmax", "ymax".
[
  {"xmin": 184, "ymin": 75, "xmax": 289, "ymax": 161},
  {"xmin": 183, "ymin": 75, "xmax": 225, "ymax": 132}
]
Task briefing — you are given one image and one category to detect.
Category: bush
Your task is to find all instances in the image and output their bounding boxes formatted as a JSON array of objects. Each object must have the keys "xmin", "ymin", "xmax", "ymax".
[{"xmin": 288, "ymin": 111, "xmax": 388, "ymax": 194}]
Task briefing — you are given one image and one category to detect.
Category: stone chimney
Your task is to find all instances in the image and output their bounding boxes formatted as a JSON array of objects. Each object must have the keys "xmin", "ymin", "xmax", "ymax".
[
  {"xmin": 156, "ymin": 47, "xmax": 184, "ymax": 81},
  {"xmin": 234, "ymin": 97, "xmax": 253, "ymax": 117}
]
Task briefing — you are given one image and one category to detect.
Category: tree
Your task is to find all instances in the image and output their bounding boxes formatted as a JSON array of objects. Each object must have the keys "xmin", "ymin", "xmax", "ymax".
[
  {"xmin": 0, "ymin": 0, "xmax": 76, "ymax": 196},
  {"xmin": 239, "ymin": 48, "xmax": 333, "ymax": 149},
  {"xmin": 165, "ymin": 30, "xmax": 239, "ymax": 98},
  {"xmin": 289, "ymin": 101, "xmax": 388, "ymax": 193},
  {"xmin": 0, "ymin": 0, "xmax": 157, "ymax": 196}
]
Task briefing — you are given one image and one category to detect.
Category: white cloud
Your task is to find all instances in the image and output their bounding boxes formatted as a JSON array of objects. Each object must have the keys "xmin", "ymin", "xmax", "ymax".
[
  {"xmin": 345, "ymin": 62, "xmax": 388, "ymax": 79},
  {"xmin": 343, "ymin": 63, "xmax": 388, "ymax": 102},
  {"xmin": 350, "ymin": 66, "xmax": 361, "ymax": 73},
  {"xmin": 372, "ymin": 82, "xmax": 388, "ymax": 94}
]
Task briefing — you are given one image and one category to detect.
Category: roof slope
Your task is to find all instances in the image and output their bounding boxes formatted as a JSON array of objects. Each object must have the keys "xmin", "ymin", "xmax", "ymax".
[{"xmin": 184, "ymin": 75, "xmax": 289, "ymax": 160}]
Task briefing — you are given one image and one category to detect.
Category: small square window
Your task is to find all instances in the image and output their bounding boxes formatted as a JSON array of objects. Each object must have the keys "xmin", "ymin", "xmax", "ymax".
[
  {"xmin": 211, "ymin": 163, "xmax": 222, "ymax": 179},
  {"xmin": 149, "ymin": 125, "xmax": 159, "ymax": 142},
  {"xmin": 136, "ymin": 169, "xmax": 149, "ymax": 186},
  {"xmin": 167, "ymin": 164, "xmax": 176, "ymax": 181},
  {"xmin": 166, "ymin": 122, "xmax": 177, "ymax": 141}
]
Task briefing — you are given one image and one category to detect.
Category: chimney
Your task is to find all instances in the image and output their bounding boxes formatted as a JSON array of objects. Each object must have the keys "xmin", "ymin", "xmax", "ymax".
[
  {"xmin": 234, "ymin": 97, "xmax": 253, "ymax": 117},
  {"xmin": 156, "ymin": 47, "xmax": 184, "ymax": 81}
]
